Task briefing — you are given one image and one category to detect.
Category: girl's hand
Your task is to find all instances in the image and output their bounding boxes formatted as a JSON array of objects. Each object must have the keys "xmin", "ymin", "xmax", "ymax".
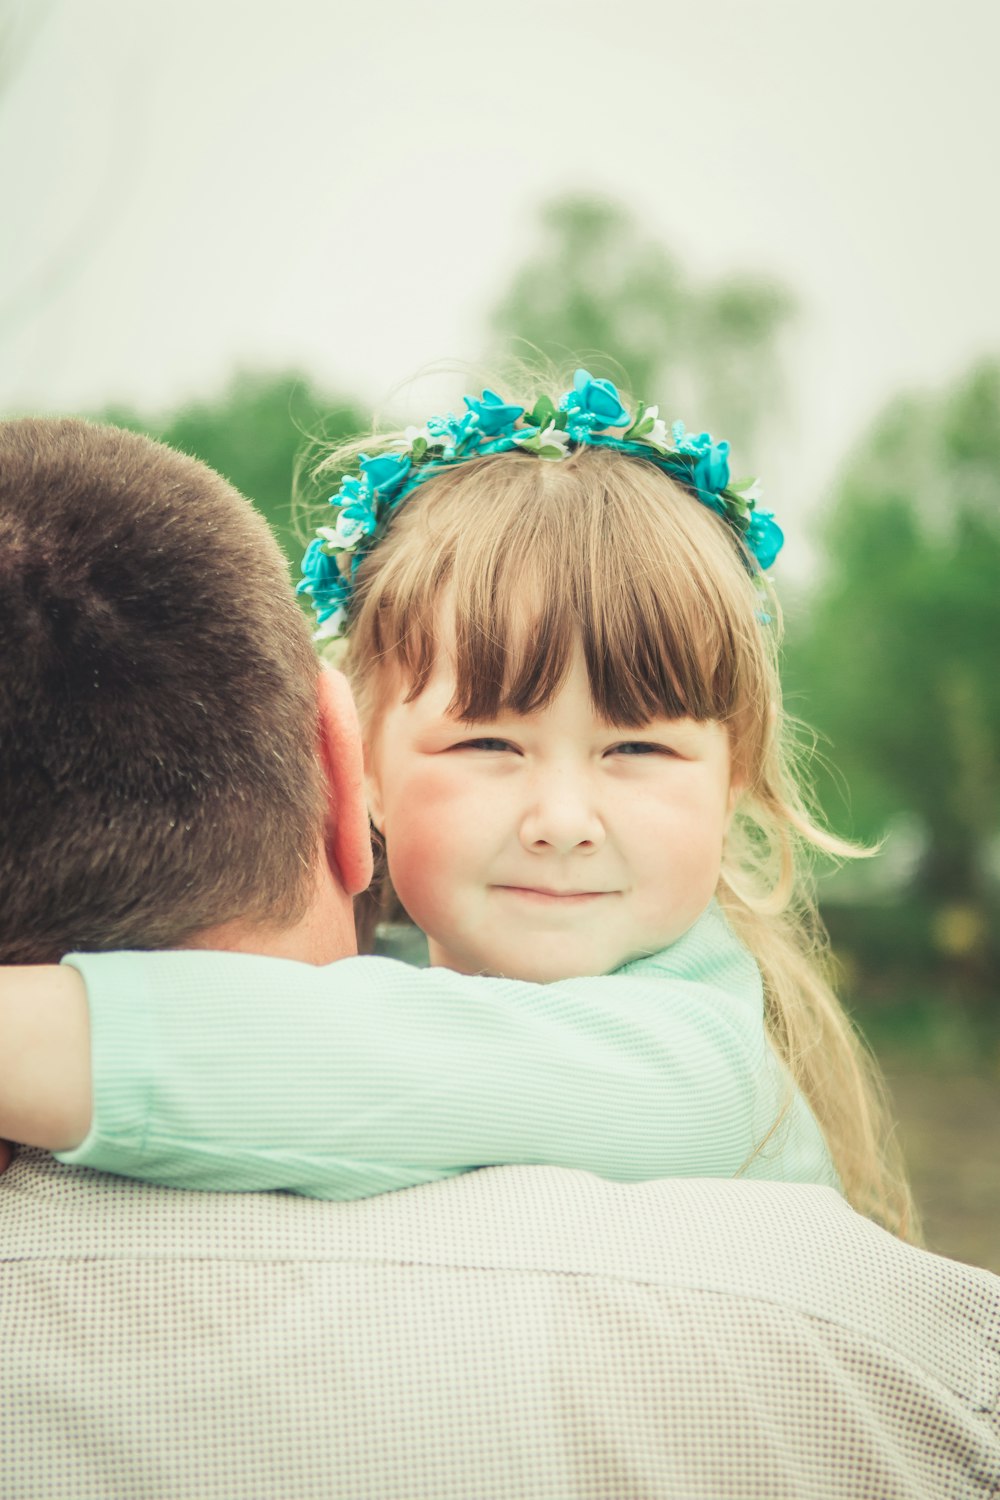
[{"xmin": 0, "ymin": 967, "xmax": 92, "ymax": 1151}]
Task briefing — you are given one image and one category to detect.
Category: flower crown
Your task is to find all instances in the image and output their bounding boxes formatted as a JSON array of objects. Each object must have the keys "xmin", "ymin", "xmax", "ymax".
[{"xmin": 299, "ymin": 368, "xmax": 784, "ymax": 639}]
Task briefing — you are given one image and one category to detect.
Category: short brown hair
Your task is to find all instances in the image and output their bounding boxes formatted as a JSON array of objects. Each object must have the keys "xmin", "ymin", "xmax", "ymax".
[{"xmin": 0, "ymin": 417, "xmax": 325, "ymax": 962}]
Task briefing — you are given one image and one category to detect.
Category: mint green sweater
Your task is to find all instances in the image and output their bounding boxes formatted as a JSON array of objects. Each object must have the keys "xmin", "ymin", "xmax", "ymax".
[{"xmin": 57, "ymin": 904, "xmax": 838, "ymax": 1198}]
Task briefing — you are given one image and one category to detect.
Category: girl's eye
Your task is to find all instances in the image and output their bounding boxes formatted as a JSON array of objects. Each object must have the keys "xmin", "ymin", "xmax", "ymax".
[
  {"xmin": 608, "ymin": 741, "xmax": 677, "ymax": 757},
  {"xmin": 452, "ymin": 737, "xmax": 516, "ymax": 753}
]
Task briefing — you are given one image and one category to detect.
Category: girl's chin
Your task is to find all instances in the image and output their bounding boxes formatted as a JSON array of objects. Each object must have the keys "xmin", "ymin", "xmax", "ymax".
[{"xmin": 429, "ymin": 937, "xmax": 636, "ymax": 984}]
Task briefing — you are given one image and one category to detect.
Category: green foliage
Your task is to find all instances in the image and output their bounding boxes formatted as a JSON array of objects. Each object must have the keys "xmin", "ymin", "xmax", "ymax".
[
  {"xmin": 785, "ymin": 361, "xmax": 1000, "ymax": 912},
  {"xmin": 490, "ymin": 195, "xmax": 795, "ymax": 455},
  {"xmin": 95, "ymin": 372, "xmax": 366, "ymax": 570}
]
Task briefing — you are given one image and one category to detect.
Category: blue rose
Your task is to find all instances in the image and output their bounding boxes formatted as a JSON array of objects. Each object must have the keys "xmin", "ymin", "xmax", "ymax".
[
  {"xmin": 359, "ymin": 451, "xmax": 411, "ymax": 497},
  {"xmin": 298, "ymin": 541, "xmax": 352, "ymax": 624},
  {"xmin": 463, "ymin": 389, "xmax": 525, "ymax": 437},
  {"xmin": 314, "ymin": 578, "xmax": 351, "ymax": 626},
  {"xmin": 561, "ymin": 368, "xmax": 631, "ymax": 433},
  {"xmin": 671, "ymin": 426, "xmax": 713, "ymax": 456},
  {"xmin": 296, "ymin": 540, "xmax": 352, "ymax": 627},
  {"xmin": 332, "ymin": 475, "xmax": 364, "ymax": 506},
  {"xmin": 334, "ymin": 496, "xmax": 378, "ymax": 547},
  {"xmin": 299, "ymin": 537, "xmax": 339, "ymax": 588},
  {"xmin": 692, "ymin": 439, "xmax": 731, "ymax": 496},
  {"xmin": 425, "ymin": 410, "xmax": 480, "ymax": 456},
  {"xmin": 746, "ymin": 512, "xmax": 784, "ymax": 570},
  {"xmin": 321, "ymin": 472, "xmax": 379, "ymax": 549}
]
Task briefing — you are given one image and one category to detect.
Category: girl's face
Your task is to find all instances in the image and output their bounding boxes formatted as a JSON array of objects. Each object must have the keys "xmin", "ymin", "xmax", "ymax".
[{"xmin": 366, "ymin": 647, "xmax": 739, "ymax": 982}]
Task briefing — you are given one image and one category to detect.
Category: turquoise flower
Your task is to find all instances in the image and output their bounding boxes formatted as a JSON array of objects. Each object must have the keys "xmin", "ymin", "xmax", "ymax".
[
  {"xmin": 299, "ymin": 536, "xmax": 332, "ymax": 587},
  {"xmin": 463, "ymin": 389, "xmax": 525, "ymax": 437},
  {"xmin": 300, "ymin": 374, "xmax": 782, "ymax": 642},
  {"xmin": 331, "ymin": 504, "xmax": 377, "ymax": 549},
  {"xmin": 333, "ymin": 474, "xmax": 364, "ymax": 505},
  {"xmin": 560, "ymin": 368, "xmax": 631, "ymax": 437},
  {"xmin": 693, "ymin": 439, "xmax": 730, "ymax": 497},
  {"xmin": 298, "ymin": 540, "xmax": 351, "ymax": 627},
  {"xmin": 746, "ymin": 512, "xmax": 784, "ymax": 569},
  {"xmin": 327, "ymin": 480, "xmax": 379, "ymax": 550},
  {"xmin": 669, "ymin": 423, "xmax": 731, "ymax": 496},
  {"xmin": 425, "ymin": 410, "xmax": 481, "ymax": 458},
  {"xmin": 359, "ymin": 451, "xmax": 411, "ymax": 498}
]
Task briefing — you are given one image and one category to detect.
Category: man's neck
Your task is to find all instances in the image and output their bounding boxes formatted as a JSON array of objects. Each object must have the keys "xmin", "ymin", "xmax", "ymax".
[{"xmin": 185, "ymin": 848, "xmax": 358, "ymax": 966}]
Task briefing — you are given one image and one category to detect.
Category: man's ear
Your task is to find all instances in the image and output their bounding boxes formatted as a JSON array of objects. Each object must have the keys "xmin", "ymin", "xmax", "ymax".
[{"xmin": 316, "ymin": 667, "xmax": 374, "ymax": 897}]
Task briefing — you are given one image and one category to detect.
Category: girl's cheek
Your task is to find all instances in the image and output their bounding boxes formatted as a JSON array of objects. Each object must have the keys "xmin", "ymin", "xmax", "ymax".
[
  {"xmin": 383, "ymin": 792, "xmax": 464, "ymax": 914},
  {"xmin": 387, "ymin": 833, "xmax": 459, "ymax": 938}
]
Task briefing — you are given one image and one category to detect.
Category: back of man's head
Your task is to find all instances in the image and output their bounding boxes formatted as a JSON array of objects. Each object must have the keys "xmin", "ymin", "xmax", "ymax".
[{"xmin": 0, "ymin": 417, "xmax": 325, "ymax": 963}]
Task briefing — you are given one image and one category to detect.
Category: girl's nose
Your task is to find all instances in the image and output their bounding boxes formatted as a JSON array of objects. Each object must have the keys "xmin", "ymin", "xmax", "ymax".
[{"xmin": 518, "ymin": 779, "xmax": 605, "ymax": 855}]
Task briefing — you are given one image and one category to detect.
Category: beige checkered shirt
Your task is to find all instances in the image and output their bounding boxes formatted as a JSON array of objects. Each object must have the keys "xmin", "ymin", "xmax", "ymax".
[{"xmin": 2, "ymin": 1148, "xmax": 998, "ymax": 1498}]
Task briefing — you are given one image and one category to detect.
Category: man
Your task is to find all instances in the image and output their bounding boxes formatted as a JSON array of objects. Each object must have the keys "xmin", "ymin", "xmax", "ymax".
[{"xmin": 1, "ymin": 417, "xmax": 998, "ymax": 1498}]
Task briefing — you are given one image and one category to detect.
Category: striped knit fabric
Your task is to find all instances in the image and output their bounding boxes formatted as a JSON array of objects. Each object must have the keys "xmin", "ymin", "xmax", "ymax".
[{"xmin": 57, "ymin": 903, "xmax": 838, "ymax": 1197}]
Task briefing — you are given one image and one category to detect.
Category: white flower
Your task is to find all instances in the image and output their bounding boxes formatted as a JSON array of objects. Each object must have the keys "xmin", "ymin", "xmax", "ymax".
[
  {"xmin": 313, "ymin": 606, "xmax": 349, "ymax": 642},
  {"xmin": 540, "ymin": 421, "xmax": 570, "ymax": 447},
  {"xmin": 512, "ymin": 423, "xmax": 569, "ymax": 459},
  {"xmin": 332, "ymin": 511, "xmax": 367, "ymax": 549},
  {"xmin": 641, "ymin": 411, "xmax": 671, "ymax": 450}
]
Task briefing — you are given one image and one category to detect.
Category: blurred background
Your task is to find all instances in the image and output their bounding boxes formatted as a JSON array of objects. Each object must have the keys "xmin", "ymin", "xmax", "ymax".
[{"xmin": 3, "ymin": 0, "xmax": 997, "ymax": 1266}]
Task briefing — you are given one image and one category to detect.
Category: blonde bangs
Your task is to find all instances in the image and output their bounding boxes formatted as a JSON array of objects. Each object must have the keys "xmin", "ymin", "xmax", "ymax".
[{"xmin": 347, "ymin": 448, "xmax": 770, "ymax": 734}]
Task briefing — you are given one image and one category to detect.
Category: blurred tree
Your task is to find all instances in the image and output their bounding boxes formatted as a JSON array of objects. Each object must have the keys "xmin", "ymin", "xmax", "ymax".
[
  {"xmin": 490, "ymin": 195, "xmax": 795, "ymax": 455},
  {"xmin": 98, "ymin": 371, "xmax": 366, "ymax": 569},
  {"xmin": 785, "ymin": 361, "xmax": 1000, "ymax": 911}
]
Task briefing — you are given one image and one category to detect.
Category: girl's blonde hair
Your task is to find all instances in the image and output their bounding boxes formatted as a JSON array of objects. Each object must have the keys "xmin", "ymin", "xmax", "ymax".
[{"xmin": 314, "ymin": 415, "xmax": 916, "ymax": 1241}]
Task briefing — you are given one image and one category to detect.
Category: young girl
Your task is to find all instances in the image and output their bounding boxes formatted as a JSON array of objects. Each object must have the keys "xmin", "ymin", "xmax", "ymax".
[
  {"xmin": 10, "ymin": 369, "xmax": 915, "ymax": 1236},
  {"xmin": 297, "ymin": 367, "xmax": 910, "ymax": 1231}
]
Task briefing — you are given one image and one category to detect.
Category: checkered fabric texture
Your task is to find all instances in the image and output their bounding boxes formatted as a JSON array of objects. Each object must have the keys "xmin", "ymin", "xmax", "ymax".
[{"xmin": 2, "ymin": 1150, "xmax": 998, "ymax": 1499}]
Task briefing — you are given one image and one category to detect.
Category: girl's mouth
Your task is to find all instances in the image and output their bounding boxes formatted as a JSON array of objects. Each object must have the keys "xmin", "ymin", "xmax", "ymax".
[{"xmin": 494, "ymin": 886, "xmax": 612, "ymax": 904}]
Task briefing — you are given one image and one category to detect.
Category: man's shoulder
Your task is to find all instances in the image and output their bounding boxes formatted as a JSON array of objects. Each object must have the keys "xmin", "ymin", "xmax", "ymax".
[
  {"xmin": 4, "ymin": 1147, "xmax": 996, "ymax": 1359},
  {"xmin": 4, "ymin": 1152, "xmax": 998, "ymax": 1499}
]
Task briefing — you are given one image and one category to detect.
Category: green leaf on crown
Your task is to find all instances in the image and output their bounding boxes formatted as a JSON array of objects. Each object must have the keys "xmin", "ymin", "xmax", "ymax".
[
  {"xmin": 623, "ymin": 401, "xmax": 647, "ymax": 440},
  {"xmin": 527, "ymin": 395, "xmax": 557, "ymax": 431}
]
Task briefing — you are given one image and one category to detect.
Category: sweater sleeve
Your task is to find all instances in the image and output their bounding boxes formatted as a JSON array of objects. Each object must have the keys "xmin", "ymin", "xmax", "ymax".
[{"xmin": 56, "ymin": 910, "xmax": 836, "ymax": 1197}]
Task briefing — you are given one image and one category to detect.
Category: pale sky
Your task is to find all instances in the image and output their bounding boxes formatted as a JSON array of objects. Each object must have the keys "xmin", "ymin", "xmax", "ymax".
[{"xmin": 3, "ymin": 0, "xmax": 999, "ymax": 566}]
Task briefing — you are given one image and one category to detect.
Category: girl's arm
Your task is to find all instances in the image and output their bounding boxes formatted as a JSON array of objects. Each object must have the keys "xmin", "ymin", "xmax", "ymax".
[
  {"xmin": 0, "ymin": 914, "xmax": 837, "ymax": 1198},
  {"xmin": 61, "ymin": 944, "xmax": 771, "ymax": 1197}
]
